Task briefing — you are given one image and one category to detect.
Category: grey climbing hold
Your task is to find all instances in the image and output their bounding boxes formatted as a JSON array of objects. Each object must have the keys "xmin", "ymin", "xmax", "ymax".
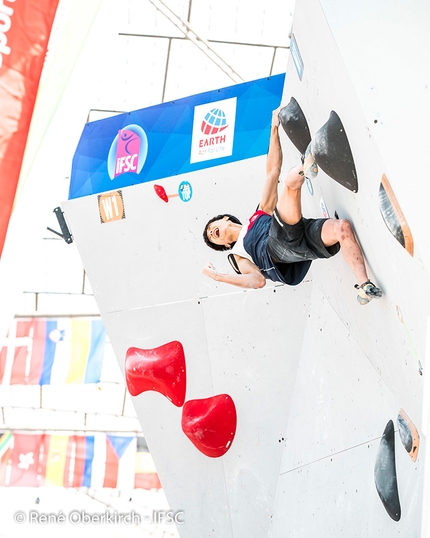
[
  {"xmin": 279, "ymin": 97, "xmax": 311, "ymax": 155},
  {"xmin": 312, "ymin": 110, "xmax": 358, "ymax": 192},
  {"xmin": 374, "ymin": 420, "xmax": 401, "ymax": 521}
]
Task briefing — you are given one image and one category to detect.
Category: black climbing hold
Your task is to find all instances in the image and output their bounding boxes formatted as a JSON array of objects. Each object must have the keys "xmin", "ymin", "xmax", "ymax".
[
  {"xmin": 312, "ymin": 111, "xmax": 358, "ymax": 192},
  {"xmin": 374, "ymin": 420, "xmax": 401, "ymax": 521},
  {"xmin": 278, "ymin": 97, "xmax": 311, "ymax": 155}
]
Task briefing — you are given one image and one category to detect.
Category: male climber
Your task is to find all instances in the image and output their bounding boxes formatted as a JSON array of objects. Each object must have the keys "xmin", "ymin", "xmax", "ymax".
[{"xmin": 202, "ymin": 108, "xmax": 382, "ymax": 305}]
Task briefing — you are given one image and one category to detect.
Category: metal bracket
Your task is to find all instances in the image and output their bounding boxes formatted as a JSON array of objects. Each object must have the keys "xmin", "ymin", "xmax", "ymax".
[{"xmin": 47, "ymin": 207, "xmax": 73, "ymax": 244}]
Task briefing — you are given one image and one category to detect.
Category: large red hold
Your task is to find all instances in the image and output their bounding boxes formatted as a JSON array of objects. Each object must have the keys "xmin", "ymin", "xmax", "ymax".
[
  {"xmin": 125, "ymin": 341, "xmax": 186, "ymax": 407},
  {"xmin": 181, "ymin": 394, "xmax": 237, "ymax": 458}
]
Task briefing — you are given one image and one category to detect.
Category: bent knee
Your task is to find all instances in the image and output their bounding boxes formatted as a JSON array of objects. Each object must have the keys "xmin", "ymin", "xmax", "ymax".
[
  {"xmin": 284, "ymin": 165, "xmax": 305, "ymax": 189},
  {"xmin": 334, "ymin": 219, "xmax": 354, "ymax": 241}
]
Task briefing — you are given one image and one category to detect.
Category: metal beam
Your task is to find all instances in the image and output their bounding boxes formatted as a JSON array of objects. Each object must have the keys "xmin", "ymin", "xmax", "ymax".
[{"xmin": 146, "ymin": 0, "xmax": 244, "ymax": 83}]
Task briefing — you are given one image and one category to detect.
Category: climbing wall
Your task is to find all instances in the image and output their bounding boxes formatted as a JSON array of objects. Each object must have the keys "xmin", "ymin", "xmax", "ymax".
[
  {"xmin": 269, "ymin": 0, "xmax": 429, "ymax": 535},
  {"xmin": 62, "ymin": 0, "xmax": 430, "ymax": 535}
]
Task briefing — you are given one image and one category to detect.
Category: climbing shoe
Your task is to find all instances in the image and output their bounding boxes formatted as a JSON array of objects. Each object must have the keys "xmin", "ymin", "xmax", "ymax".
[{"xmin": 355, "ymin": 280, "xmax": 383, "ymax": 305}]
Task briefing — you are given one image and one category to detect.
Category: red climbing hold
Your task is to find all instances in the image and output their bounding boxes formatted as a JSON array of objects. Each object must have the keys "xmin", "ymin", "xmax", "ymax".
[
  {"xmin": 181, "ymin": 394, "xmax": 237, "ymax": 458},
  {"xmin": 125, "ymin": 341, "xmax": 186, "ymax": 407},
  {"xmin": 154, "ymin": 184, "xmax": 169, "ymax": 203}
]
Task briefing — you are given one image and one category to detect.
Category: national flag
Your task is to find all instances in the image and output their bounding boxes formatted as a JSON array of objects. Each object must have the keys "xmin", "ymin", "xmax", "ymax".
[
  {"xmin": 81, "ymin": 435, "xmax": 95, "ymax": 488},
  {"xmin": 63, "ymin": 435, "xmax": 87, "ymax": 488},
  {"xmin": 0, "ymin": 320, "xmax": 45, "ymax": 384},
  {"xmin": 66, "ymin": 434, "xmax": 137, "ymax": 489},
  {"xmin": 104, "ymin": 435, "xmax": 135, "ymax": 489},
  {"xmin": 39, "ymin": 320, "xmax": 62, "ymax": 385},
  {"xmin": 0, "ymin": 346, "xmax": 7, "ymax": 386},
  {"xmin": 0, "ymin": 319, "xmax": 62, "ymax": 384},
  {"xmin": 134, "ymin": 436, "xmax": 162, "ymax": 490},
  {"xmin": 0, "ymin": 431, "xmax": 13, "ymax": 486},
  {"xmin": 65, "ymin": 319, "xmax": 105, "ymax": 384},
  {"xmin": 8, "ymin": 433, "xmax": 45, "ymax": 486},
  {"xmin": 44, "ymin": 435, "xmax": 69, "ymax": 486},
  {"xmin": 80, "ymin": 433, "xmax": 113, "ymax": 488},
  {"xmin": 89, "ymin": 432, "xmax": 107, "ymax": 488}
]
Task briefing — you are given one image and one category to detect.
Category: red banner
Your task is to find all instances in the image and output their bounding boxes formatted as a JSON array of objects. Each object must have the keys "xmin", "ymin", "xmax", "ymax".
[{"xmin": 0, "ymin": 0, "xmax": 60, "ymax": 257}]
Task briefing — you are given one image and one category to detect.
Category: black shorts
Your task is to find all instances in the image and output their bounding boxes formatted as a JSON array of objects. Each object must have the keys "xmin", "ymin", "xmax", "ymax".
[{"xmin": 267, "ymin": 208, "xmax": 340, "ymax": 263}]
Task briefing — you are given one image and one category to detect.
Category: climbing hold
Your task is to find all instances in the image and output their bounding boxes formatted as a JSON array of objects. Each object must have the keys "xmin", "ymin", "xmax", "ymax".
[
  {"xmin": 379, "ymin": 174, "xmax": 414, "ymax": 256},
  {"xmin": 125, "ymin": 341, "xmax": 186, "ymax": 407},
  {"xmin": 278, "ymin": 97, "xmax": 311, "ymax": 155},
  {"xmin": 312, "ymin": 111, "xmax": 358, "ymax": 192},
  {"xmin": 374, "ymin": 420, "xmax": 401, "ymax": 521},
  {"xmin": 154, "ymin": 184, "xmax": 168, "ymax": 203},
  {"xmin": 181, "ymin": 394, "xmax": 237, "ymax": 458},
  {"xmin": 397, "ymin": 409, "xmax": 420, "ymax": 462},
  {"xmin": 305, "ymin": 177, "xmax": 314, "ymax": 196},
  {"xmin": 303, "ymin": 142, "xmax": 318, "ymax": 179},
  {"xmin": 154, "ymin": 184, "xmax": 179, "ymax": 203}
]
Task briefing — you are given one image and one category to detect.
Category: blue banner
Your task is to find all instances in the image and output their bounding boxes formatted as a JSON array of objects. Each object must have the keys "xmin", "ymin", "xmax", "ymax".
[{"xmin": 68, "ymin": 74, "xmax": 285, "ymax": 199}]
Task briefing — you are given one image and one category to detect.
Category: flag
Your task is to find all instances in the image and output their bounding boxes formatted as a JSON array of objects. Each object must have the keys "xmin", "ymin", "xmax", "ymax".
[
  {"xmin": 0, "ymin": 346, "xmax": 7, "ymax": 385},
  {"xmin": 0, "ymin": 318, "xmax": 106, "ymax": 385},
  {"xmin": 0, "ymin": 0, "xmax": 60, "ymax": 258},
  {"xmin": 8, "ymin": 433, "xmax": 45, "ymax": 486},
  {"xmin": 11, "ymin": 320, "xmax": 47, "ymax": 384},
  {"xmin": 134, "ymin": 436, "xmax": 162, "ymax": 490},
  {"xmin": 0, "ymin": 319, "xmax": 60, "ymax": 384},
  {"xmin": 104, "ymin": 435, "xmax": 135, "ymax": 489},
  {"xmin": 44, "ymin": 435, "xmax": 69, "ymax": 486},
  {"xmin": 66, "ymin": 319, "xmax": 106, "ymax": 384},
  {"xmin": 0, "ymin": 431, "xmax": 12, "ymax": 485},
  {"xmin": 81, "ymin": 435, "xmax": 95, "ymax": 487},
  {"xmin": 39, "ymin": 320, "xmax": 62, "ymax": 384},
  {"xmin": 63, "ymin": 435, "xmax": 87, "ymax": 488}
]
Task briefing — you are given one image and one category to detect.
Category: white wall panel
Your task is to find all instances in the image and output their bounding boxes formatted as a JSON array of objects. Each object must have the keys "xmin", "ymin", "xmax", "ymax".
[
  {"xmin": 63, "ymin": 156, "xmax": 268, "ymax": 316},
  {"xmin": 279, "ymin": 285, "xmax": 404, "ymax": 473},
  {"xmin": 270, "ymin": 434, "xmax": 423, "ymax": 537}
]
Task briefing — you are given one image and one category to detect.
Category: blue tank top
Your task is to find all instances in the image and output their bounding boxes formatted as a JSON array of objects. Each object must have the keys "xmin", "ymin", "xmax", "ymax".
[{"xmin": 243, "ymin": 212, "xmax": 311, "ymax": 286}]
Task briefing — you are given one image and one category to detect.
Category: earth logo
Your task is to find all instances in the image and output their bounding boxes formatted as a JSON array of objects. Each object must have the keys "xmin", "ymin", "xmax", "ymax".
[
  {"xmin": 107, "ymin": 124, "xmax": 148, "ymax": 179},
  {"xmin": 200, "ymin": 108, "xmax": 229, "ymax": 136}
]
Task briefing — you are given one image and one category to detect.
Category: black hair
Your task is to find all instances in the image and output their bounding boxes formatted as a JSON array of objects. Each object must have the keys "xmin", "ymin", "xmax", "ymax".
[{"xmin": 203, "ymin": 214, "xmax": 242, "ymax": 251}]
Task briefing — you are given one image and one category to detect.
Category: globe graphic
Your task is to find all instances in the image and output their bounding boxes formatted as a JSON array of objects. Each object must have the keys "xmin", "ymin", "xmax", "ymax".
[{"xmin": 201, "ymin": 108, "xmax": 228, "ymax": 135}]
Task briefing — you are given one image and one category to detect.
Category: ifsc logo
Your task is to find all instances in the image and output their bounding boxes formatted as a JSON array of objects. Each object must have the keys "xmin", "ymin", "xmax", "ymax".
[
  {"xmin": 190, "ymin": 97, "xmax": 237, "ymax": 164},
  {"xmin": 107, "ymin": 124, "xmax": 148, "ymax": 180}
]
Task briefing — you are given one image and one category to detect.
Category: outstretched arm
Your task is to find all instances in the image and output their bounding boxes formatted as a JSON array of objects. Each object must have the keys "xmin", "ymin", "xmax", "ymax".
[
  {"xmin": 202, "ymin": 258, "xmax": 266, "ymax": 289},
  {"xmin": 258, "ymin": 109, "xmax": 282, "ymax": 214}
]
